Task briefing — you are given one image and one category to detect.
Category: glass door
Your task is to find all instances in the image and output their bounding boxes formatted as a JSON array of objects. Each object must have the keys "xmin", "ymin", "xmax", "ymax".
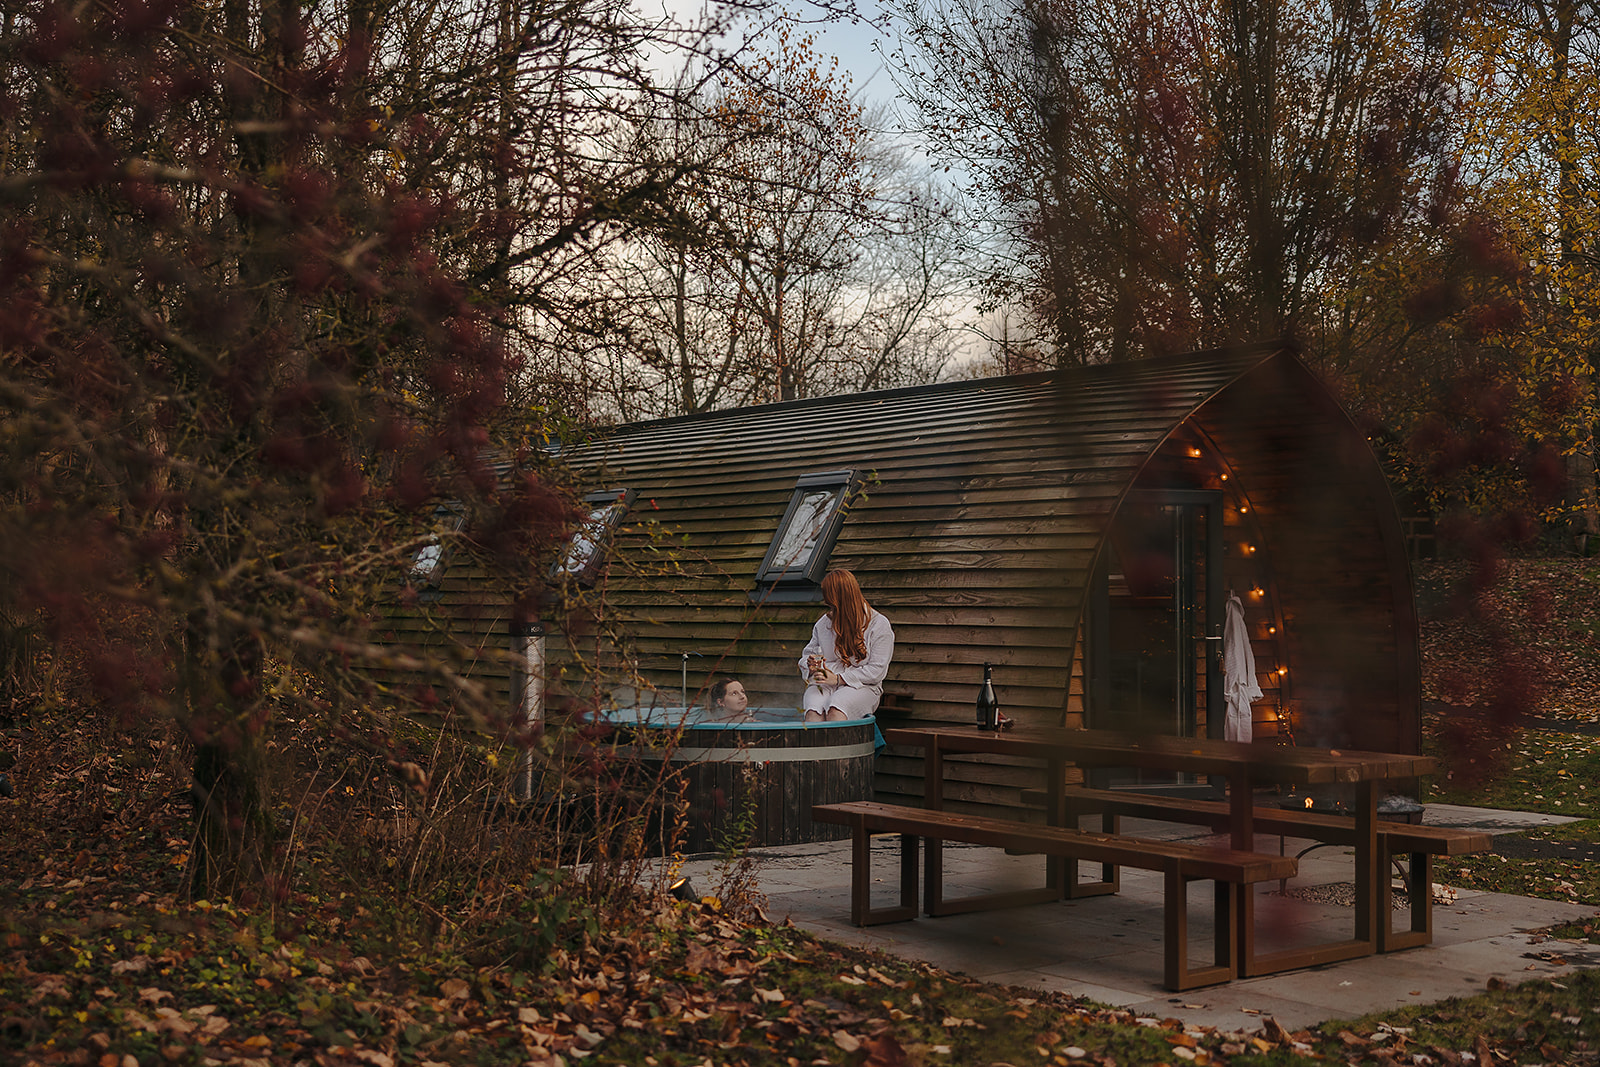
[{"xmin": 1088, "ymin": 490, "xmax": 1223, "ymax": 785}]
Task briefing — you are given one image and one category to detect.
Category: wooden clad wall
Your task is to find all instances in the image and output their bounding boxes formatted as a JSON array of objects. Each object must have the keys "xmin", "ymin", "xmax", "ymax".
[
  {"xmin": 374, "ymin": 557, "xmax": 519, "ymax": 718},
  {"xmin": 540, "ymin": 347, "xmax": 1420, "ymax": 823},
  {"xmin": 1192, "ymin": 357, "xmax": 1420, "ymax": 755},
  {"xmin": 369, "ymin": 346, "xmax": 1419, "ymax": 824},
  {"xmin": 370, "ymin": 456, "xmax": 545, "ymax": 727},
  {"xmin": 559, "ymin": 348, "xmax": 1281, "ymax": 817}
]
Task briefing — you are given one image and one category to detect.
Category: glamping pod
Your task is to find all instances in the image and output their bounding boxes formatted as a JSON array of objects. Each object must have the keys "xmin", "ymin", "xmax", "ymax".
[{"xmin": 541, "ymin": 344, "xmax": 1420, "ymax": 823}]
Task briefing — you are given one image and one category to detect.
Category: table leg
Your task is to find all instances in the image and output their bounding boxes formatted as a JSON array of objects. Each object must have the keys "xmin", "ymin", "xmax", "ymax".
[
  {"xmin": 1047, "ymin": 755, "xmax": 1064, "ymax": 896},
  {"xmin": 1228, "ymin": 771, "xmax": 1253, "ymax": 850},
  {"xmin": 1240, "ymin": 776, "xmax": 1381, "ymax": 976},
  {"xmin": 1230, "ymin": 771, "xmax": 1255, "ymax": 971},
  {"xmin": 1353, "ymin": 779, "xmax": 1376, "ymax": 948},
  {"xmin": 924, "ymin": 739, "xmax": 944, "ymax": 915}
]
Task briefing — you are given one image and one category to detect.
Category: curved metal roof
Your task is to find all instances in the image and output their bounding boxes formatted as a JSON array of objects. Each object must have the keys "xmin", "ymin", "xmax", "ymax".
[{"xmin": 565, "ymin": 343, "xmax": 1283, "ymax": 611}]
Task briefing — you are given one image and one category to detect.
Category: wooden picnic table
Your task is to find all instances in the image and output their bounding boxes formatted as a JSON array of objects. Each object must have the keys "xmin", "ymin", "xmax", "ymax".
[{"xmin": 883, "ymin": 724, "xmax": 1438, "ymax": 977}]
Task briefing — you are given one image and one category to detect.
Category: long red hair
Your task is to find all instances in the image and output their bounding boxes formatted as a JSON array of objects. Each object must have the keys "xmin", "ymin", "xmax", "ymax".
[{"xmin": 822, "ymin": 569, "xmax": 870, "ymax": 665}]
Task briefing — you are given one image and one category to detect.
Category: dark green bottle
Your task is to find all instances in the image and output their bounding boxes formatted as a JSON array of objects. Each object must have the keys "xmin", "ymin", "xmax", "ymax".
[{"xmin": 976, "ymin": 662, "xmax": 998, "ymax": 730}]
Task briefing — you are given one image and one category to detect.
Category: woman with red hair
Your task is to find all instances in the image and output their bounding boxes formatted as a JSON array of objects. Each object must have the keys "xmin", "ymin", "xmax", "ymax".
[{"xmin": 799, "ymin": 569, "xmax": 895, "ymax": 722}]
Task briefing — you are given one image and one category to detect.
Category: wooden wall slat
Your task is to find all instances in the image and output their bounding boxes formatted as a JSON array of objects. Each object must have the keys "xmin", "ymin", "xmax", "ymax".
[{"xmin": 370, "ymin": 344, "xmax": 1418, "ymax": 827}]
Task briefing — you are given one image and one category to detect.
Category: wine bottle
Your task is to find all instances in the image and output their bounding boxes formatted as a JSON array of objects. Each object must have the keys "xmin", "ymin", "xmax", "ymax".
[{"xmin": 976, "ymin": 662, "xmax": 999, "ymax": 730}]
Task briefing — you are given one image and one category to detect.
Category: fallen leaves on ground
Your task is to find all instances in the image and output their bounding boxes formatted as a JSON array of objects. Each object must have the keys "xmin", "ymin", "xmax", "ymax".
[{"xmin": 7, "ymin": 557, "xmax": 1600, "ymax": 1065}]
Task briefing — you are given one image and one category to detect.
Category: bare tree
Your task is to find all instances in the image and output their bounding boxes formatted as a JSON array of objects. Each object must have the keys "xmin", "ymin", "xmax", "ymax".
[
  {"xmin": 591, "ymin": 36, "xmax": 968, "ymax": 420},
  {"xmin": 887, "ymin": 0, "xmax": 1462, "ymax": 364},
  {"xmin": 0, "ymin": 0, "xmax": 737, "ymax": 897}
]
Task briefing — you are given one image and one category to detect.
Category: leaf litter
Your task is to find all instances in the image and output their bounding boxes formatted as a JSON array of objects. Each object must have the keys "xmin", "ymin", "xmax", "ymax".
[{"xmin": 7, "ymin": 558, "xmax": 1600, "ymax": 1064}]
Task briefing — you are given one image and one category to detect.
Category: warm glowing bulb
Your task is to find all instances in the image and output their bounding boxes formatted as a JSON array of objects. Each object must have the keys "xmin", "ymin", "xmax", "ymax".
[
  {"xmin": 1220, "ymin": 473, "xmax": 1228, "ymax": 481},
  {"xmin": 1189, "ymin": 446, "xmax": 1202, "ymax": 457},
  {"xmin": 1268, "ymin": 625, "xmax": 1277, "ymax": 634},
  {"xmin": 1239, "ymin": 504, "xmax": 1249, "ymax": 514}
]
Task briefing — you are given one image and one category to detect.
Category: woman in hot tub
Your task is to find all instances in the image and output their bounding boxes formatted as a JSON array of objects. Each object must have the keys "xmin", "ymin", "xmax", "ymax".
[
  {"xmin": 799, "ymin": 569, "xmax": 895, "ymax": 722},
  {"xmin": 707, "ymin": 677, "xmax": 750, "ymax": 718}
]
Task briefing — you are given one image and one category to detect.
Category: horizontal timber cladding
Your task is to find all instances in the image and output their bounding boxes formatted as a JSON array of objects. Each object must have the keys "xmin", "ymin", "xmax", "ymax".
[
  {"xmin": 372, "ymin": 561, "xmax": 521, "ymax": 719},
  {"xmin": 551, "ymin": 343, "xmax": 1419, "ymax": 822}
]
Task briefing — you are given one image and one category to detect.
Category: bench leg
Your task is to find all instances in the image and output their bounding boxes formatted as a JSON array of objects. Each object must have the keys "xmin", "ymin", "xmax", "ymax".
[
  {"xmin": 1378, "ymin": 847, "xmax": 1433, "ymax": 952},
  {"xmin": 848, "ymin": 825, "xmax": 919, "ymax": 926},
  {"xmin": 1061, "ymin": 811, "xmax": 1119, "ymax": 899},
  {"xmin": 900, "ymin": 833, "xmax": 920, "ymax": 917},
  {"xmin": 1162, "ymin": 863, "xmax": 1237, "ymax": 991}
]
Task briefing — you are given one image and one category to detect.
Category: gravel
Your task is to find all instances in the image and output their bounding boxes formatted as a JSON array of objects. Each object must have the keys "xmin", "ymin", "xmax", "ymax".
[{"xmin": 1269, "ymin": 883, "xmax": 1415, "ymax": 909}]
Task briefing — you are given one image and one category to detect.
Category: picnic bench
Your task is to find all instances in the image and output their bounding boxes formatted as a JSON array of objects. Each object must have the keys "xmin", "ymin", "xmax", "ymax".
[
  {"xmin": 882, "ymin": 724, "xmax": 1441, "ymax": 979},
  {"xmin": 812, "ymin": 799, "xmax": 1297, "ymax": 991},
  {"xmin": 1027, "ymin": 786, "xmax": 1492, "ymax": 951}
]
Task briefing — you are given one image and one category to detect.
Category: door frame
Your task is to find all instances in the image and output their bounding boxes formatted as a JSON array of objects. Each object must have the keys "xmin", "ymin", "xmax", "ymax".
[{"xmin": 1087, "ymin": 488, "xmax": 1225, "ymax": 740}]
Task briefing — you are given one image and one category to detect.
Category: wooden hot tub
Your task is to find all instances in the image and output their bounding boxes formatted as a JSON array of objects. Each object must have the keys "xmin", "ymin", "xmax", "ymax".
[{"xmin": 605, "ymin": 705, "xmax": 878, "ymax": 854}]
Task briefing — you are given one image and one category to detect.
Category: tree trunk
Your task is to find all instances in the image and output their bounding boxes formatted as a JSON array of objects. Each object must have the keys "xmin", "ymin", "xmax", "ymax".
[
  {"xmin": 1228, "ymin": 0, "xmax": 1282, "ymax": 342},
  {"xmin": 184, "ymin": 0, "xmax": 298, "ymax": 900},
  {"xmin": 1545, "ymin": 0, "xmax": 1600, "ymax": 549},
  {"xmin": 186, "ymin": 617, "xmax": 272, "ymax": 901}
]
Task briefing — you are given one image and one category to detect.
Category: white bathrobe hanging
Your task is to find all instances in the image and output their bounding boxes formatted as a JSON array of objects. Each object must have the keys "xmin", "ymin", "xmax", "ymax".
[{"xmin": 1223, "ymin": 593, "xmax": 1262, "ymax": 742}]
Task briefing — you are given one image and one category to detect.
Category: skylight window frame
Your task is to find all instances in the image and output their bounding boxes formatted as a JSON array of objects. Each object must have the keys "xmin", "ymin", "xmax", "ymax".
[
  {"xmin": 408, "ymin": 501, "xmax": 468, "ymax": 601},
  {"xmin": 751, "ymin": 469, "xmax": 861, "ymax": 602},
  {"xmin": 553, "ymin": 487, "xmax": 636, "ymax": 588}
]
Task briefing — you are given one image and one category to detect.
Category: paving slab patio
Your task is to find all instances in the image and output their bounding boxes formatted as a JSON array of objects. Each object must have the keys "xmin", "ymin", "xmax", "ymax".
[{"xmin": 675, "ymin": 803, "xmax": 1599, "ymax": 1032}]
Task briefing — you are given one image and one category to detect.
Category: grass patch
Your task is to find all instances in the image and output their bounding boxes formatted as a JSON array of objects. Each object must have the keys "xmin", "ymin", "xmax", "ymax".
[
  {"xmin": 1425, "ymin": 728, "xmax": 1600, "ymax": 816},
  {"xmin": 1543, "ymin": 915, "xmax": 1600, "ymax": 946},
  {"xmin": 1303, "ymin": 970, "xmax": 1600, "ymax": 1066},
  {"xmin": 1442, "ymin": 843, "xmax": 1600, "ymax": 906},
  {"xmin": 1424, "ymin": 726, "xmax": 1600, "ymax": 909}
]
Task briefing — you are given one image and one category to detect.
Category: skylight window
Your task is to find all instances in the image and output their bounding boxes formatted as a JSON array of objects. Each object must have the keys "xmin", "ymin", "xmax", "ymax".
[
  {"xmin": 554, "ymin": 488, "xmax": 635, "ymax": 587},
  {"xmin": 409, "ymin": 502, "xmax": 467, "ymax": 598},
  {"xmin": 752, "ymin": 470, "xmax": 861, "ymax": 601}
]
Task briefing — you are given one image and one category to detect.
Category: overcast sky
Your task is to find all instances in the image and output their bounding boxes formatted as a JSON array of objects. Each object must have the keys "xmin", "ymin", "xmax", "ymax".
[
  {"xmin": 646, "ymin": 1, "xmax": 906, "ymax": 115},
  {"xmin": 806, "ymin": 2, "xmax": 898, "ymax": 110}
]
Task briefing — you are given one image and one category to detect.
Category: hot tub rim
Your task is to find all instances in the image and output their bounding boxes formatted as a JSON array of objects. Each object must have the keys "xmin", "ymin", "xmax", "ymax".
[{"xmin": 603, "ymin": 705, "xmax": 874, "ymax": 732}]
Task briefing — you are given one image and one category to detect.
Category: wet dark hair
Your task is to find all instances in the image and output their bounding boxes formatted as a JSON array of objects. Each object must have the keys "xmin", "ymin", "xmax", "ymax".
[{"xmin": 709, "ymin": 677, "xmax": 740, "ymax": 706}]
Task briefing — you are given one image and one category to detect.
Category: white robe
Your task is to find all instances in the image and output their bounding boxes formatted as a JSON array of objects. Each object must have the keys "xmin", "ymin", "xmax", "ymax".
[
  {"xmin": 799, "ymin": 610, "xmax": 895, "ymax": 718},
  {"xmin": 1223, "ymin": 593, "xmax": 1262, "ymax": 742}
]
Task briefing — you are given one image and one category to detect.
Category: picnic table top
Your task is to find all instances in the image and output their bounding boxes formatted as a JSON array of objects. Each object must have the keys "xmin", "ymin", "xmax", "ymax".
[{"xmin": 882, "ymin": 723, "xmax": 1436, "ymax": 786}]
